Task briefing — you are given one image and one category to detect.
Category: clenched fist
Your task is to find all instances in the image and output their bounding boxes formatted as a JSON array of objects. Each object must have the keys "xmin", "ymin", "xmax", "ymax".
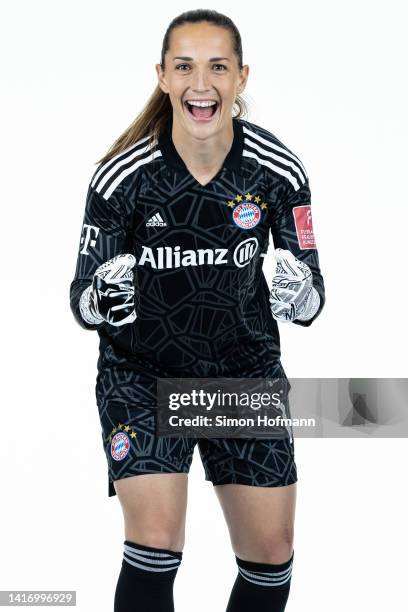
[
  {"xmin": 80, "ymin": 253, "xmax": 137, "ymax": 327},
  {"xmin": 269, "ymin": 249, "xmax": 320, "ymax": 323}
]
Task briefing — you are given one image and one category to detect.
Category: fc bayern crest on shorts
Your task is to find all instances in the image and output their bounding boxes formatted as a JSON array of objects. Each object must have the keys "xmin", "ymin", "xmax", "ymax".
[
  {"xmin": 233, "ymin": 202, "xmax": 261, "ymax": 229},
  {"xmin": 111, "ymin": 432, "xmax": 130, "ymax": 461}
]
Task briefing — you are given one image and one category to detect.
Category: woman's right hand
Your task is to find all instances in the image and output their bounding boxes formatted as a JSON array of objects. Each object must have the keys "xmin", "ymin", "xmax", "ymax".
[{"xmin": 80, "ymin": 253, "xmax": 137, "ymax": 327}]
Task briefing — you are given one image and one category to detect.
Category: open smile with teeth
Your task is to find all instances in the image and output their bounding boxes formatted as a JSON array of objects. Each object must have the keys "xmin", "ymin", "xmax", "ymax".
[{"xmin": 184, "ymin": 99, "xmax": 219, "ymax": 121}]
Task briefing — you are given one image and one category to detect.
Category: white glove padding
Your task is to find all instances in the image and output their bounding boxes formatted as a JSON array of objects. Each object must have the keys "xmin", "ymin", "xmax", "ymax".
[
  {"xmin": 269, "ymin": 249, "xmax": 320, "ymax": 322},
  {"xmin": 80, "ymin": 253, "xmax": 137, "ymax": 327}
]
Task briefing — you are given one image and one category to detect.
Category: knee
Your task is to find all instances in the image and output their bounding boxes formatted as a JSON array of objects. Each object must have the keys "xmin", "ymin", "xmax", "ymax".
[
  {"xmin": 261, "ymin": 526, "xmax": 294, "ymax": 564},
  {"xmin": 131, "ymin": 531, "xmax": 185, "ymax": 552},
  {"xmin": 124, "ymin": 518, "xmax": 185, "ymax": 552},
  {"xmin": 258, "ymin": 541, "xmax": 294, "ymax": 565},
  {"xmin": 234, "ymin": 528, "xmax": 294, "ymax": 565}
]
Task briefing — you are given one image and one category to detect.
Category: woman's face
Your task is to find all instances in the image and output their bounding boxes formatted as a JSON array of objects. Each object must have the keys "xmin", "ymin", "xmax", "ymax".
[{"xmin": 156, "ymin": 22, "xmax": 249, "ymax": 139}]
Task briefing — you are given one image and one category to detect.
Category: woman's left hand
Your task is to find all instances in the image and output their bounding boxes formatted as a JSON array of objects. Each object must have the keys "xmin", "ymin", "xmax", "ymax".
[{"xmin": 269, "ymin": 248, "xmax": 320, "ymax": 322}]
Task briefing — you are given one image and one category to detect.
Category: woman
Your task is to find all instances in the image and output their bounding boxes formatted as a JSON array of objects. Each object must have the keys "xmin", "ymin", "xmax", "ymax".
[{"xmin": 70, "ymin": 9, "xmax": 325, "ymax": 612}]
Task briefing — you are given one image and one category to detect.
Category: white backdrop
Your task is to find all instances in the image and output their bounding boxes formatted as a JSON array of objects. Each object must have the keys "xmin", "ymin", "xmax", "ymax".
[{"xmin": 1, "ymin": 1, "xmax": 407, "ymax": 610}]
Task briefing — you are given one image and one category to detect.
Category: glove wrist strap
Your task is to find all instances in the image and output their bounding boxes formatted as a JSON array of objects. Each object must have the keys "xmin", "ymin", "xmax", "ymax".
[
  {"xmin": 79, "ymin": 285, "xmax": 104, "ymax": 325},
  {"xmin": 296, "ymin": 286, "xmax": 321, "ymax": 321}
]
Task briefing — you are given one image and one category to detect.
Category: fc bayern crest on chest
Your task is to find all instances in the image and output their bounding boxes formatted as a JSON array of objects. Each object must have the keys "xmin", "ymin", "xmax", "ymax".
[{"xmin": 227, "ymin": 193, "xmax": 268, "ymax": 229}]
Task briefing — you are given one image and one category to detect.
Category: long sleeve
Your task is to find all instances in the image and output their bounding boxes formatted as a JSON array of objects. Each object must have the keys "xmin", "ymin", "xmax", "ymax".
[
  {"xmin": 69, "ymin": 183, "xmax": 130, "ymax": 330},
  {"xmin": 269, "ymin": 178, "xmax": 325, "ymax": 327}
]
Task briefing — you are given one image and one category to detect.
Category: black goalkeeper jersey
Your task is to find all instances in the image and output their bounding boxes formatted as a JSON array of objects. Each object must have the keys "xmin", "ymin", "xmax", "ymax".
[{"xmin": 70, "ymin": 116, "xmax": 325, "ymax": 405}]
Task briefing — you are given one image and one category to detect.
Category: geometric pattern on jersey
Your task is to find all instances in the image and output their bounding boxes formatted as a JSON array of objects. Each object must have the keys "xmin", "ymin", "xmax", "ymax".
[
  {"xmin": 97, "ymin": 397, "xmax": 297, "ymax": 497},
  {"xmin": 95, "ymin": 341, "xmax": 288, "ymax": 408},
  {"xmin": 70, "ymin": 114, "xmax": 325, "ymax": 404}
]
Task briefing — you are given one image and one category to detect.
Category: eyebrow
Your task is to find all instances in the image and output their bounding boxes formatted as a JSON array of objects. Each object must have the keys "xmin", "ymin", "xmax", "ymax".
[{"xmin": 172, "ymin": 56, "xmax": 231, "ymax": 62}]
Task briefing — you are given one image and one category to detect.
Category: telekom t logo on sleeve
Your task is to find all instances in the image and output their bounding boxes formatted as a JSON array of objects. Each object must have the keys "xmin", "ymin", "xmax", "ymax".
[
  {"xmin": 293, "ymin": 205, "xmax": 316, "ymax": 249},
  {"xmin": 80, "ymin": 224, "xmax": 100, "ymax": 255}
]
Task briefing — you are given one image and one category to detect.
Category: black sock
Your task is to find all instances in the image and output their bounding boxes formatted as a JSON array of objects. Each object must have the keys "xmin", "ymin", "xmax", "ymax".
[
  {"xmin": 114, "ymin": 540, "xmax": 182, "ymax": 612},
  {"xmin": 226, "ymin": 551, "xmax": 294, "ymax": 612}
]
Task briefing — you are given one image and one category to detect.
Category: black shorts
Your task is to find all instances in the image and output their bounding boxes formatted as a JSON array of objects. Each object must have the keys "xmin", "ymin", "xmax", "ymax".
[{"xmin": 96, "ymin": 397, "xmax": 298, "ymax": 497}]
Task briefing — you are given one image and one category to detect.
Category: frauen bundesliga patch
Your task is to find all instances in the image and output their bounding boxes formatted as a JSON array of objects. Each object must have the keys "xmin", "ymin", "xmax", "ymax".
[
  {"xmin": 111, "ymin": 431, "xmax": 130, "ymax": 461},
  {"xmin": 293, "ymin": 205, "xmax": 316, "ymax": 249}
]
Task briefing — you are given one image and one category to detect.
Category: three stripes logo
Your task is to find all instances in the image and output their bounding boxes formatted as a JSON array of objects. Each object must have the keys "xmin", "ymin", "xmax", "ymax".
[{"xmin": 146, "ymin": 212, "xmax": 167, "ymax": 227}]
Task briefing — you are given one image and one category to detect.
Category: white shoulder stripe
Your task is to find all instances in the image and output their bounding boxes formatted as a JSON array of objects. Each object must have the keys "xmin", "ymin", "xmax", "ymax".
[
  {"xmin": 94, "ymin": 139, "xmax": 157, "ymax": 194},
  {"xmin": 103, "ymin": 149, "xmax": 162, "ymax": 200},
  {"xmin": 243, "ymin": 126, "xmax": 308, "ymax": 178},
  {"xmin": 243, "ymin": 149, "xmax": 302, "ymax": 191},
  {"xmin": 91, "ymin": 134, "xmax": 152, "ymax": 189},
  {"xmin": 244, "ymin": 137, "xmax": 306, "ymax": 185}
]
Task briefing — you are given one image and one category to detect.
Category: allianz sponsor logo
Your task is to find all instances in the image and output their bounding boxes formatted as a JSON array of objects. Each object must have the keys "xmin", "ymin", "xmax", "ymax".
[{"xmin": 136, "ymin": 237, "xmax": 259, "ymax": 269}]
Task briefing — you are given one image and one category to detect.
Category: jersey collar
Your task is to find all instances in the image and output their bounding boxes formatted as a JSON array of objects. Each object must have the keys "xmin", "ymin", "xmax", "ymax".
[{"xmin": 158, "ymin": 114, "xmax": 244, "ymax": 173}]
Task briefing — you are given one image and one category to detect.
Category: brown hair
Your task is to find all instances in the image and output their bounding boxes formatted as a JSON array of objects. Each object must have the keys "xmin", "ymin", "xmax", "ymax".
[{"xmin": 96, "ymin": 9, "xmax": 248, "ymax": 165}]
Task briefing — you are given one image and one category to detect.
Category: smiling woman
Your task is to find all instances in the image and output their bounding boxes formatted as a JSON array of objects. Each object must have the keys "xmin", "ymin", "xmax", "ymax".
[
  {"xmin": 153, "ymin": 19, "xmax": 250, "ymax": 183},
  {"xmin": 70, "ymin": 8, "xmax": 325, "ymax": 612},
  {"xmin": 96, "ymin": 12, "xmax": 248, "ymax": 169},
  {"xmin": 161, "ymin": 18, "xmax": 249, "ymax": 172}
]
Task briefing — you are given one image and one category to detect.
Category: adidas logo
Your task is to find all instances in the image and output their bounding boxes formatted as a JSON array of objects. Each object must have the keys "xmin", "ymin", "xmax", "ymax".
[{"xmin": 146, "ymin": 212, "xmax": 167, "ymax": 227}]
